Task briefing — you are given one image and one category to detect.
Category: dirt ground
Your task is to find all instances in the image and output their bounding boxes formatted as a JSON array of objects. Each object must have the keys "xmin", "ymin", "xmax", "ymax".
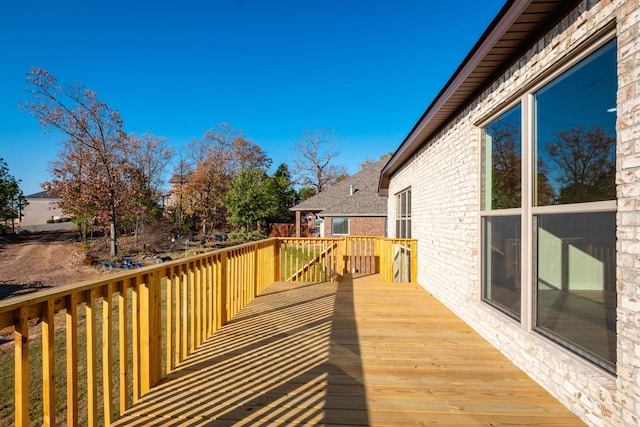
[{"xmin": 0, "ymin": 230, "xmax": 106, "ymax": 300}]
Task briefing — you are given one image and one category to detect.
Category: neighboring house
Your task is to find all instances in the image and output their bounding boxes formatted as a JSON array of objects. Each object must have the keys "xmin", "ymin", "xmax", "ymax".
[
  {"xmin": 21, "ymin": 191, "xmax": 64, "ymax": 226},
  {"xmin": 165, "ymin": 173, "xmax": 190, "ymax": 208},
  {"xmin": 291, "ymin": 158, "xmax": 388, "ymax": 238},
  {"xmin": 379, "ymin": 1, "xmax": 638, "ymax": 425}
]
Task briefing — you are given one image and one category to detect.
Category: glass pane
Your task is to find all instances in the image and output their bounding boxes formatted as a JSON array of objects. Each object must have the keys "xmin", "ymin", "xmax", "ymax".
[
  {"xmin": 536, "ymin": 211, "xmax": 616, "ymax": 370},
  {"xmin": 535, "ymin": 39, "xmax": 616, "ymax": 205},
  {"xmin": 332, "ymin": 217, "xmax": 348, "ymax": 235},
  {"xmin": 482, "ymin": 104, "xmax": 522, "ymax": 210},
  {"xmin": 482, "ymin": 215, "xmax": 521, "ymax": 319}
]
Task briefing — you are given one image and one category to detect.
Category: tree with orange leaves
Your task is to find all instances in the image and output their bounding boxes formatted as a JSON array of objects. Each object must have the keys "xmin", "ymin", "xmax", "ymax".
[
  {"xmin": 24, "ymin": 67, "xmax": 150, "ymax": 257},
  {"xmin": 181, "ymin": 123, "xmax": 271, "ymax": 234}
]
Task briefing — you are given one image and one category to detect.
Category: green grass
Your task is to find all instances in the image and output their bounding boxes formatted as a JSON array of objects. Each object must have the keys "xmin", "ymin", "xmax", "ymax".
[{"xmin": 280, "ymin": 244, "xmax": 332, "ymax": 281}]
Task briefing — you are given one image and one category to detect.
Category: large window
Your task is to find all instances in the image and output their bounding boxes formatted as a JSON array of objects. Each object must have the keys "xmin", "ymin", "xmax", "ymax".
[
  {"xmin": 481, "ymin": 104, "xmax": 522, "ymax": 319},
  {"xmin": 535, "ymin": 211, "xmax": 616, "ymax": 370},
  {"xmin": 535, "ymin": 39, "xmax": 616, "ymax": 206},
  {"xmin": 395, "ymin": 188, "xmax": 411, "ymax": 238},
  {"xmin": 483, "ymin": 215, "xmax": 521, "ymax": 319},
  {"xmin": 481, "ymin": 37, "xmax": 617, "ymax": 372}
]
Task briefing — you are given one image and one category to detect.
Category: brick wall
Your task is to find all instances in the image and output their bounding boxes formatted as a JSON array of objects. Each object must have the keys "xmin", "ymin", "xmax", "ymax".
[
  {"xmin": 323, "ymin": 217, "xmax": 386, "ymax": 237},
  {"xmin": 349, "ymin": 217, "xmax": 386, "ymax": 237},
  {"xmin": 387, "ymin": 1, "xmax": 637, "ymax": 425}
]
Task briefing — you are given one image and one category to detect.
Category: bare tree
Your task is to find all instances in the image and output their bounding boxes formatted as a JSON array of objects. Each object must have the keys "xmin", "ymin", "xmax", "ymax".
[
  {"xmin": 126, "ymin": 133, "xmax": 174, "ymax": 247},
  {"xmin": 359, "ymin": 152, "xmax": 393, "ymax": 171},
  {"xmin": 292, "ymin": 129, "xmax": 347, "ymax": 193},
  {"xmin": 545, "ymin": 125, "xmax": 615, "ymax": 204},
  {"xmin": 24, "ymin": 67, "xmax": 139, "ymax": 257}
]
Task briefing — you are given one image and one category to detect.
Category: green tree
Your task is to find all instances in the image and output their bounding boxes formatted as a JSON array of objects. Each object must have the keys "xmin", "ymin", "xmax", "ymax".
[
  {"xmin": 297, "ymin": 187, "xmax": 316, "ymax": 201},
  {"xmin": 224, "ymin": 168, "xmax": 269, "ymax": 237},
  {"xmin": 263, "ymin": 164, "xmax": 299, "ymax": 224},
  {"xmin": 0, "ymin": 158, "xmax": 26, "ymax": 231},
  {"xmin": 183, "ymin": 123, "xmax": 271, "ymax": 234}
]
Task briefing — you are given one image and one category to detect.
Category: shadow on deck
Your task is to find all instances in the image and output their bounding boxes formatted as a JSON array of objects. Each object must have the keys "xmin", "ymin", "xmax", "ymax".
[{"xmin": 114, "ymin": 275, "xmax": 583, "ymax": 426}]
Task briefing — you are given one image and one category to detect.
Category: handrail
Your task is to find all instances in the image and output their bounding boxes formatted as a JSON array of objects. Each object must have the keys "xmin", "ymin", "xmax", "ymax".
[{"xmin": 0, "ymin": 236, "xmax": 416, "ymax": 426}]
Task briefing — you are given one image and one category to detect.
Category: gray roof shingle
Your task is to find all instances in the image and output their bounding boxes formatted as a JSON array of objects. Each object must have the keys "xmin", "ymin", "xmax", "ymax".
[{"xmin": 290, "ymin": 158, "xmax": 388, "ymax": 217}]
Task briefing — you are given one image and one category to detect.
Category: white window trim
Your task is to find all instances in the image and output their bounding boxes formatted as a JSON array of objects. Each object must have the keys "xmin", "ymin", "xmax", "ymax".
[{"xmin": 331, "ymin": 217, "xmax": 349, "ymax": 236}]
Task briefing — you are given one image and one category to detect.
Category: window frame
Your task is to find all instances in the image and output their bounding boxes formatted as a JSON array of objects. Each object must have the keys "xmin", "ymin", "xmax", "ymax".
[
  {"xmin": 395, "ymin": 188, "xmax": 412, "ymax": 238},
  {"xmin": 478, "ymin": 33, "xmax": 617, "ymax": 373},
  {"xmin": 331, "ymin": 217, "xmax": 349, "ymax": 236}
]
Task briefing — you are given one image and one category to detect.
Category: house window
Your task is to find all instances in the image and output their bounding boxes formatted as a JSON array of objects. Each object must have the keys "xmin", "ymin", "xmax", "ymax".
[
  {"xmin": 332, "ymin": 217, "xmax": 349, "ymax": 235},
  {"xmin": 481, "ymin": 104, "xmax": 522, "ymax": 320},
  {"xmin": 395, "ymin": 188, "xmax": 411, "ymax": 238},
  {"xmin": 480, "ymin": 37, "xmax": 617, "ymax": 372}
]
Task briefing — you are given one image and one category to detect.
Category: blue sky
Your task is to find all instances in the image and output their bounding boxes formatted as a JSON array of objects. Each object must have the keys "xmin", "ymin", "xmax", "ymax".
[{"xmin": 0, "ymin": 0, "xmax": 505, "ymax": 195}]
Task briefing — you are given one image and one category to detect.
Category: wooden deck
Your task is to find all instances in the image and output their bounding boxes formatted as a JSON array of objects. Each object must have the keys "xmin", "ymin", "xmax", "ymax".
[{"xmin": 113, "ymin": 275, "xmax": 584, "ymax": 426}]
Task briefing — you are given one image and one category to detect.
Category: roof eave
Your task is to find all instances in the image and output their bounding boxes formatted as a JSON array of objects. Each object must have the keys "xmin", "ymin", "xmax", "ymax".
[{"xmin": 379, "ymin": 0, "xmax": 582, "ymax": 195}]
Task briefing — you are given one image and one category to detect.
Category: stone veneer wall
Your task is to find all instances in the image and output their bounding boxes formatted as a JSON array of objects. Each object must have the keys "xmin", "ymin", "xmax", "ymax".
[{"xmin": 386, "ymin": 1, "xmax": 638, "ymax": 425}]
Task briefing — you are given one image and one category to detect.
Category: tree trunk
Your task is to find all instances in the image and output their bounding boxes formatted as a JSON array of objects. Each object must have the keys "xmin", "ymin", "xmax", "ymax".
[
  {"xmin": 110, "ymin": 221, "xmax": 117, "ymax": 257},
  {"xmin": 134, "ymin": 215, "xmax": 140, "ymax": 249}
]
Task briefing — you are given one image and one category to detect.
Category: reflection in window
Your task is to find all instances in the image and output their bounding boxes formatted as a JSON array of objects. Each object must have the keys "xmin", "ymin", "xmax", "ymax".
[
  {"xmin": 332, "ymin": 217, "xmax": 349, "ymax": 235},
  {"xmin": 480, "ymin": 36, "xmax": 617, "ymax": 372},
  {"xmin": 483, "ymin": 216, "xmax": 521, "ymax": 319},
  {"xmin": 536, "ymin": 212, "xmax": 616, "ymax": 371},
  {"xmin": 483, "ymin": 104, "xmax": 522, "ymax": 210},
  {"xmin": 535, "ymin": 39, "xmax": 617, "ymax": 206}
]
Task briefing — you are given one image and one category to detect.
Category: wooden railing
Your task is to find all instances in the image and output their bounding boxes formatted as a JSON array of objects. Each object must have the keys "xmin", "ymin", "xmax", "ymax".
[
  {"xmin": 279, "ymin": 237, "xmax": 417, "ymax": 283},
  {"xmin": 0, "ymin": 236, "xmax": 416, "ymax": 426}
]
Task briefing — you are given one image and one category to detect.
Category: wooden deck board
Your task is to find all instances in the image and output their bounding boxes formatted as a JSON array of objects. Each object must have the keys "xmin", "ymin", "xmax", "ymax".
[{"xmin": 113, "ymin": 275, "xmax": 584, "ymax": 426}]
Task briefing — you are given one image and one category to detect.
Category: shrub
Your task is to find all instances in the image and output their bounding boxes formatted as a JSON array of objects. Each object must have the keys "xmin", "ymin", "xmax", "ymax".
[{"xmin": 229, "ymin": 227, "xmax": 262, "ymax": 242}]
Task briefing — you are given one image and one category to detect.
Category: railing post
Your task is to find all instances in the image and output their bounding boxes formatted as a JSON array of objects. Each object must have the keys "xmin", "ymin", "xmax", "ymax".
[
  {"xmin": 102, "ymin": 284, "xmax": 114, "ymax": 425},
  {"xmin": 139, "ymin": 271, "xmax": 162, "ymax": 396},
  {"xmin": 66, "ymin": 292, "xmax": 79, "ymax": 426},
  {"xmin": 410, "ymin": 240, "xmax": 418, "ymax": 283},
  {"xmin": 86, "ymin": 289, "xmax": 98, "ymax": 426},
  {"xmin": 374, "ymin": 238, "xmax": 381, "ymax": 274},
  {"xmin": 42, "ymin": 299, "xmax": 56, "ymax": 427},
  {"xmin": 147, "ymin": 271, "xmax": 163, "ymax": 390},
  {"xmin": 118, "ymin": 281, "xmax": 130, "ymax": 415},
  {"xmin": 166, "ymin": 268, "xmax": 174, "ymax": 373},
  {"xmin": 196, "ymin": 259, "xmax": 202, "ymax": 348},
  {"xmin": 14, "ymin": 305, "xmax": 28, "ymax": 427},
  {"xmin": 338, "ymin": 237, "xmax": 347, "ymax": 281},
  {"xmin": 217, "ymin": 252, "xmax": 228, "ymax": 328},
  {"xmin": 132, "ymin": 277, "xmax": 141, "ymax": 403},
  {"xmin": 273, "ymin": 239, "xmax": 281, "ymax": 282},
  {"xmin": 253, "ymin": 243, "xmax": 259, "ymax": 299}
]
